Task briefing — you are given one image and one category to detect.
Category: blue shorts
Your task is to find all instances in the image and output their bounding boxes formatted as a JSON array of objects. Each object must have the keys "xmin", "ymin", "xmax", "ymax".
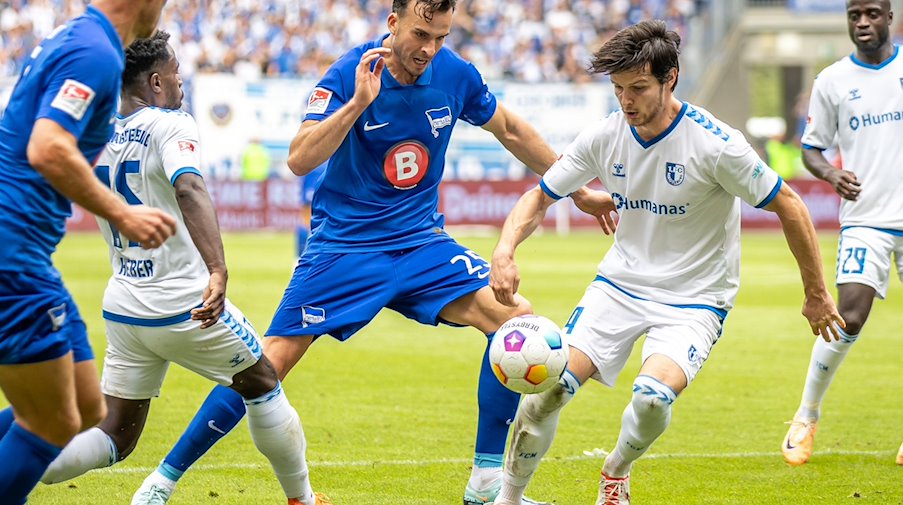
[
  {"xmin": 0, "ymin": 268, "xmax": 93, "ymax": 364},
  {"xmin": 267, "ymin": 236, "xmax": 490, "ymax": 340}
]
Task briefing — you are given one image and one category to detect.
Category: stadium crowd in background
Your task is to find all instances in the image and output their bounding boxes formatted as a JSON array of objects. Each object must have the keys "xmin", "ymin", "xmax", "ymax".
[{"xmin": 0, "ymin": 0, "xmax": 703, "ymax": 84}]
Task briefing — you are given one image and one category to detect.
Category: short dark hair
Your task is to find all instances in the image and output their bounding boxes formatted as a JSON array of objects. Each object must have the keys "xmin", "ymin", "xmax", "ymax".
[
  {"xmin": 122, "ymin": 31, "xmax": 172, "ymax": 91},
  {"xmin": 392, "ymin": 0, "xmax": 455, "ymax": 22},
  {"xmin": 590, "ymin": 20, "xmax": 681, "ymax": 91}
]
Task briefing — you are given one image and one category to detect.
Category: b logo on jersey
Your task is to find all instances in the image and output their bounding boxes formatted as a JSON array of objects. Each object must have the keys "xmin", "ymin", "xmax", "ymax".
[
  {"xmin": 425, "ymin": 106, "xmax": 452, "ymax": 138},
  {"xmin": 665, "ymin": 162, "xmax": 685, "ymax": 186},
  {"xmin": 384, "ymin": 140, "xmax": 429, "ymax": 190},
  {"xmin": 51, "ymin": 79, "xmax": 95, "ymax": 121}
]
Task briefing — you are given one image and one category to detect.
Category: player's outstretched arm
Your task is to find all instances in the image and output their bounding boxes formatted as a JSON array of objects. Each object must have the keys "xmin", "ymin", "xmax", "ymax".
[
  {"xmin": 482, "ymin": 102, "xmax": 558, "ymax": 175},
  {"xmin": 175, "ymin": 173, "xmax": 228, "ymax": 328},
  {"xmin": 763, "ymin": 182, "xmax": 845, "ymax": 342},
  {"xmin": 286, "ymin": 47, "xmax": 390, "ymax": 175},
  {"xmin": 491, "ymin": 185, "xmax": 557, "ymax": 306},
  {"xmin": 27, "ymin": 118, "xmax": 176, "ymax": 248},
  {"xmin": 802, "ymin": 147, "xmax": 860, "ymax": 201}
]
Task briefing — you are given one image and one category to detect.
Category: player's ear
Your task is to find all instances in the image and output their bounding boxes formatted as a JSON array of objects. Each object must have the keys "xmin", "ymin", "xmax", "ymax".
[
  {"xmin": 149, "ymin": 72, "xmax": 162, "ymax": 92},
  {"xmin": 387, "ymin": 12, "xmax": 398, "ymax": 36}
]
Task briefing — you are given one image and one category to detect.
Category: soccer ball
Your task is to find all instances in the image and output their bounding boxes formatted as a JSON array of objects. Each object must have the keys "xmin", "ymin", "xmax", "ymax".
[{"xmin": 489, "ymin": 315, "xmax": 568, "ymax": 394}]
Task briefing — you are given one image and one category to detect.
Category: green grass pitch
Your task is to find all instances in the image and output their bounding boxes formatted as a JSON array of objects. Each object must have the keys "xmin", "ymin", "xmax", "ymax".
[{"xmin": 14, "ymin": 230, "xmax": 903, "ymax": 504}]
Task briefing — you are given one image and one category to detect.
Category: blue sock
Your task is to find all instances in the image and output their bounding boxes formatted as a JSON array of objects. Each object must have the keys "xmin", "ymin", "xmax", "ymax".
[
  {"xmin": 474, "ymin": 333, "xmax": 520, "ymax": 464},
  {"xmin": 0, "ymin": 407, "xmax": 15, "ymax": 439},
  {"xmin": 160, "ymin": 385, "xmax": 246, "ymax": 479},
  {"xmin": 0, "ymin": 423, "xmax": 62, "ymax": 504},
  {"xmin": 296, "ymin": 226, "xmax": 310, "ymax": 257}
]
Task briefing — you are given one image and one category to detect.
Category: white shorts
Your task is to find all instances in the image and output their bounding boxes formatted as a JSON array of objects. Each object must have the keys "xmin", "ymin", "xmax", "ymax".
[
  {"xmin": 564, "ymin": 280, "xmax": 724, "ymax": 387},
  {"xmin": 836, "ymin": 226, "xmax": 903, "ymax": 299},
  {"xmin": 101, "ymin": 300, "xmax": 263, "ymax": 400}
]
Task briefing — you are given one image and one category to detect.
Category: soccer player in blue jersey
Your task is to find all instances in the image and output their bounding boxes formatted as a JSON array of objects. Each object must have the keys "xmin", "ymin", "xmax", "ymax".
[
  {"xmin": 131, "ymin": 1, "xmax": 611, "ymax": 504},
  {"xmin": 0, "ymin": 1, "xmax": 174, "ymax": 503}
]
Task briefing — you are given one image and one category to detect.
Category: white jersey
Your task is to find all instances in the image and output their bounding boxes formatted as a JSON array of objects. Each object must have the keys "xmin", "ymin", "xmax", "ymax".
[
  {"xmin": 95, "ymin": 107, "xmax": 207, "ymax": 321},
  {"xmin": 801, "ymin": 46, "xmax": 903, "ymax": 230},
  {"xmin": 543, "ymin": 102, "xmax": 781, "ymax": 312}
]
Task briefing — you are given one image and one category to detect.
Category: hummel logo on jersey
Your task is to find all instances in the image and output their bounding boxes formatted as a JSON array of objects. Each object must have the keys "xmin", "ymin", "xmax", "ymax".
[
  {"xmin": 612, "ymin": 163, "xmax": 626, "ymax": 177},
  {"xmin": 848, "ymin": 88, "xmax": 862, "ymax": 101},
  {"xmin": 363, "ymin": 121, "xmax": 389, "ymax": 131}
]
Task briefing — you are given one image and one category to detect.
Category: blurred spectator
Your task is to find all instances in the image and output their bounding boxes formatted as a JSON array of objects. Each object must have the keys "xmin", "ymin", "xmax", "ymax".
[
  {"xmin": 240, "ymin": 137, "xmax": 272, "ymax": 181},
  {"xmin": 0, "ymin": 0, "xmax": 702, "ymax": 83}
]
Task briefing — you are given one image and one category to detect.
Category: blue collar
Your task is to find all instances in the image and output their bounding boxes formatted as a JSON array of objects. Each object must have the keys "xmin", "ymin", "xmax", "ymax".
[
  {"xmin": 630, "ymin": 101, "xmax": 688, "ymax": 149},
  {"xmin": 850, "ymin": 45, "xmax": 898, "ymax": 70},
  {"xmin": 85, "ymin": 5, "xmax": 124, "ymax": 59}
]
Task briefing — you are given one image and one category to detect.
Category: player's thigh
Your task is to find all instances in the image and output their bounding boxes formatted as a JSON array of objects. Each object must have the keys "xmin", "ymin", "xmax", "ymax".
[
  {"xmin": 101, "ymin": 320, "xmax": 170, "ymax": 400},
  {"xmin": 836, "ymin": 227, "xmax": 895, "ymax": 299},
  {"xmin": 389, "ymin": 239, "xmax": 518, "ymax": 332},
  {"xmin": 145, "ymin": 300, "xmax": 265, "ymax": 389},
  {"xmin": 0, "ymin": 353, "xmax": 80, "ymax": 445},
  {"xmin": 642, "ymin": 305, "xmax": 723, "ymax": 389},
  {"xmin": 562, "ymin": 281, "xmax": 649, "ymax": 387},
  {"xmin": 267, "ymin": 251, "xmax": 396, "ymax": 341}
]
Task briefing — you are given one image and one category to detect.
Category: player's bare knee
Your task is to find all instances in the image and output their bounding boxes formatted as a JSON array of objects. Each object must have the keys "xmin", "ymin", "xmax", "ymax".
[
  {"xmin": 25, "ymin": 410, "xmax": 82, "ymax": 447},
  {"xmin": 837, "ymin": 311, "xmax": 866, "ymax": 336},
  {"xmin": 230, "ymin": 357, "xmax": 279, "ymax": 399}
]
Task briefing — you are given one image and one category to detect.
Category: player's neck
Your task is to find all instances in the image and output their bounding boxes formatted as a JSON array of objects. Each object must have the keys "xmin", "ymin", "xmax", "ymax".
[
  {"xmin": 382, "ymin": 35, "xmax": 419, "ymax": 85},
  {"xmin": 119, "ymin": 96, "xmax": 150, "ymax": 118},
  {"xmin": 855, "ymin": 43, "xmax": 895, "ymax": 66}
]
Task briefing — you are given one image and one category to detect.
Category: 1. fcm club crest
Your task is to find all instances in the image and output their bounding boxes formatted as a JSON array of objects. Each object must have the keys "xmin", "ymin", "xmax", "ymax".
[{"xmin": 666, "ymin": 162, "xmax": 685, "ymax": 186}]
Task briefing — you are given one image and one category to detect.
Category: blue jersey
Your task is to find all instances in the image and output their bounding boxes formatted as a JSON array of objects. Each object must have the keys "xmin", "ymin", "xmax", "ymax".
[
  {"xmin": 0, "ymin": 6, "xmax": 124, "ymax": 273},
  {"xmin": 303, "ymin": 35, "xmax": 497, "ymax": 253}
]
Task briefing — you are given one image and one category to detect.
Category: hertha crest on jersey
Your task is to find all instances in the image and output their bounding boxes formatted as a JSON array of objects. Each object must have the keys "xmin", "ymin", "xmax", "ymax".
[
  {"xmin": 425, "ymin": 106, "xmax": 452, "ymax": 138},
  {"xmin": 666, "ymin": 162, "xmax": 685, "ymax": 186}
]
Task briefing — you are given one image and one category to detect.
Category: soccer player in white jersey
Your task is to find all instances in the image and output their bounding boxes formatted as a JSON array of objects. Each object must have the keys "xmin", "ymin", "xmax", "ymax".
[
  {"xmin": 34, "ymin": 32, "xmax": 330, "ymax": 505},
  {"xmin": 782, "ymin": 0, "xmax": 903, "ymax": 467},
  {"xmin": 486, "ymin": 20, "xmax": 844, "ymax": 505}
]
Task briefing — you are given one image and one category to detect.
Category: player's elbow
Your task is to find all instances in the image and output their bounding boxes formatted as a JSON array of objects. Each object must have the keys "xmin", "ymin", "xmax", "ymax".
[
  {"xmin": 27, "ymin": 135, "xmax": 66, "ymax": 176},
  {"xmin": 286, "ymin": 151, "xmax": 316, "ymax": 176}
]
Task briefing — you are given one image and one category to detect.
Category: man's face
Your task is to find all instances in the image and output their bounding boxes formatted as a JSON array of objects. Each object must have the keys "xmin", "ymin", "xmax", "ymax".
[
  {"xmin": 610, "ymin": 65, "xmax": 670, "ymax": 129},
  {"xmin": 135, "ymin": 0, "xmax": 168, "ymax": 40},
  {"xmin": 387, "ymin": 1, "xmax": 453, "ymax": 80},
  {"xmin": 847, "ymin": 0, "xmax": 892, "ymax": 53},
  {"xmin": 152, "ymin": 45, "xmax": 183, "ymax": 109}
]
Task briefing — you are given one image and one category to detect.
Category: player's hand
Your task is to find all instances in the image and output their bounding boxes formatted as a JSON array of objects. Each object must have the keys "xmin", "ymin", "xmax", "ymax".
[
  {"xmin": 825, "ymin": 169, "xmax": 861, "ymax": 201},
  {"xmin": 352, "ymin": 47, "xmax": 391, "ymax": 107},
  {"xmin": 490, "ymin": 252, "xmax": 520, "ymax": 307},
  {"xmin": 114, "ymin": 205, "xmax": 177, "ymax": 249},
  {"xmin": 801, "ymin": 290, "xmax": 845, "ymax": 342},
  {"xmin": 572, "ymin": 188, "xmax": 618, "ymax": 235},
  {"xmin": 192, "ymin": 270, "xmax": 227, "ymax": 328}
]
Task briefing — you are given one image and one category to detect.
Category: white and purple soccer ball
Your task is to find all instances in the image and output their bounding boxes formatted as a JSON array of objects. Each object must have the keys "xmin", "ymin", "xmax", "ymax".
[{"xmin": 489, "ymin": 315, "xmax": 568, "ymax": 394}]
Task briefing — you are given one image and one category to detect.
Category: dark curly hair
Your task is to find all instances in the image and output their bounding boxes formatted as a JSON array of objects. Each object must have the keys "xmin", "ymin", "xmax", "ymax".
[
  {"xmin": 392, "ymin": 0, "xmax": 455, "ymax": 22},
  {"xmin": 122, "ymin": 31, "xmax": 172, "ymax": 91},
  {"xmin": 590, "ymin": 20, "xmax": 681, "ymax": 91}
]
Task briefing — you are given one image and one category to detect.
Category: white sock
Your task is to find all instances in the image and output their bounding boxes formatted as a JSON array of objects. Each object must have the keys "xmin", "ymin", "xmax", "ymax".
[
  {"xmin": 797, "ymin": 326, "xmax": 858, "ymax": 421},
  {"xmin": 502, "ymin": 371, "xmax": 579, "ymax": 494},
  {"xmin": 604, "ymin": 375, "xmax": 676, "ymax": 478},
  {"xmin": 467, "ymin": 466, "xmax": 502, "ymax": 491},
  {"xmin": 245, "ymin": 383, "xmax": 314, "ymax": 504},
  {"xmin": 41, "ymin": 427, "xmax": 117, "ymax": 484}
]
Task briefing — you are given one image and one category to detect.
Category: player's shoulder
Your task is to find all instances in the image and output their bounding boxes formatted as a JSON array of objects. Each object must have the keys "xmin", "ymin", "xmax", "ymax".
[
  {"xmin": 124, "ymin": 106, "xmax": 198, "ymax": 138},
  {"xmin": 683, "ymin": 103, "xmax": 735, "ymax": 144}
]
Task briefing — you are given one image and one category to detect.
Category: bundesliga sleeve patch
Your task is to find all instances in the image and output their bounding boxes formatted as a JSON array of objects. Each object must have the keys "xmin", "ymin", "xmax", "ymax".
[
  {"xmin": 51, "ymin": 79, "xmax": 96, "ymax": 121},
  {"xmin": 178, "ymin": 140, "xmax": 196, "ymax": 152},
  {"xmin": 306, "ymin": 87, "xmax": 332, "ymax": 115}
]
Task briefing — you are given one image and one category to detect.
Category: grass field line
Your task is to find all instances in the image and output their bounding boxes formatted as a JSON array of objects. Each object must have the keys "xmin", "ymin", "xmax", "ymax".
[{"xmin": 100, "ymin": 448, "xmax": 893, "ymax": 474}]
